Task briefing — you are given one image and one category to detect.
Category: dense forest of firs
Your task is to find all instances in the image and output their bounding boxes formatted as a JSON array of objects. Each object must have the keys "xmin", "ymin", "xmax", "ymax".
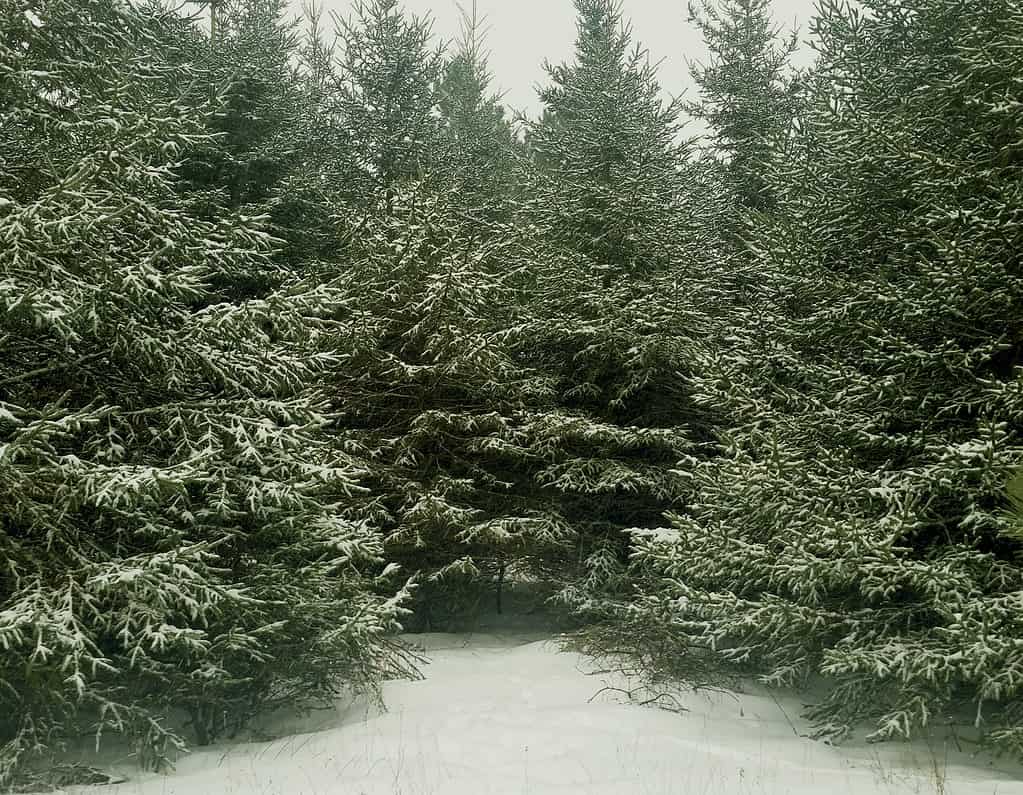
[{"xmin": 1, "ymin": 0, "xmax": 1022, "ymax": 784}]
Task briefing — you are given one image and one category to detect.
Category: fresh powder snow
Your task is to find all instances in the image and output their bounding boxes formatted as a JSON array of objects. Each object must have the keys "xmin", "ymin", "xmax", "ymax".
[{"xmin": 54, "ymin": 631, "xmax": 1023, "ymax": 795}]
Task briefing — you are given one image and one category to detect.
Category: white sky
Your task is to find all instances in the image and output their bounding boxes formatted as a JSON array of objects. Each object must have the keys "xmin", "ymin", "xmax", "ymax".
[{"xmin": 299, "ymin": 0, "xmax": 822, "ymax": 130}]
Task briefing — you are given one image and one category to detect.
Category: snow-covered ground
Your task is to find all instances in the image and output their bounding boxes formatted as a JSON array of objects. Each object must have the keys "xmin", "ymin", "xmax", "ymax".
[{"xmin": 54, "ymin": 630, "xmax": 1023, "ymax": 795}]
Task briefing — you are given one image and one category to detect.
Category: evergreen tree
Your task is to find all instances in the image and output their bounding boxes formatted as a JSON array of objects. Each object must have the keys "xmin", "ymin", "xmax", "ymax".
[
  {"xmin": 178, "ymin": 0, "xmax": 300, "ymax": 212},
  {"xmin": 516, "ymin": 0, "xmax": 727, "ymax": 611},
  {"xmin": 525, "ymin": 0, "xmax": 691, "ymax": 283},
  {"xmin": 618, "ymin": 0, "xmax": 1023, "ymax": 756},
  {"xmin": 430, "ymin": 1, "xmax": 519, "ymax": 223},
  {"xmin": 268, "ymin": 0, "xmax": 366, "ymax": 265},
  {"xmin": 324, "ymin": 185, "xmax": 579, "ymax": 629},
  {"xmin": 295, "ymin": 3, "xmax": 711, "ymax": 629},
  {"xmin": 332, "ymin": 0, "xmax": 444, "ymax": 214},
  {"xmin": 169, "ymin": 0, "xmax": 330, "ymax": 277},
  {"xmin": 686, "ymin": 0, "xmax": 799, "ymax": 212},
  {"xmin": 0, "ymin": 0, "xmax": 416, "ymax": 781},
  {"xmin": 299, "ymin": 2, "xmax": 590, "ymax": 629}
]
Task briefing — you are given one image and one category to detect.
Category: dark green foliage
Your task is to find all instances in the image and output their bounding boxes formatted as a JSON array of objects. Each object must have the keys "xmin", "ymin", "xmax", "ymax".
[
  {"xmin": 323, "ymin": 186, "xmax": 575, "ymax": 629},
  {"xmin": 525, "ymin": 0, "xmax": 691, "ymax": 282},
  {"xmin": 332, "ymin": 0, "xmax": 444, "ymax": 213},
  {"xmin": 430, "ymin": 2, "xmax": 519, "ymax": 222},
  {"xmin": 8, "ymin": 0, "xmax": 1023, "ymax": 779},
  {"xmin": 518, "ymin": 0, "xmax": 731, "ymax": 615},
  {"xmin": 0, "ymin": 0, "xmax": 417, "ymax": 782},
  {"xmin": 1008, "ymin": 469, "xmax": 1023, "ymax": 542},
  {"xmin": 686, "ymin": 0, "xmax": 799, "ymax": 212},
  {"xmin": 309, "ymin": 0, "xmax": 709, "ymax": 631},
  {"xmin": 613, "ymin": 0, "xmax": 1023, "ymax": 755},
  {"xmin": 173, "ymin": 1, "xmax": 301, "ymax": 214}
]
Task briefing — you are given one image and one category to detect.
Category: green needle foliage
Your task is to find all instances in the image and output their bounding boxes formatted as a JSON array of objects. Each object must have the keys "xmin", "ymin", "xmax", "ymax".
[
  {"xmin": 332, "ymin": 0, "xmax": 444, "ymax": 213},
  {"xmin": 610, "ymin": 0, "xmax": 1023, "ymax": 755},
  {"xmin": 323, "ymin": 184, "xmax": 572, "ymax": 629},
  {"xmin": 1006, "ymin": 468, "xmax": 1023, "ymax": 546},
  {"xmin": 519, "ymin": 0, "xmax": 732, "ymax": 613},
  {"xmin": 0, "ymin": 0, "xmax": 417, "ymax": 781},
  {"xmin": 4, "ymin": 0, "xmax": 1023, "ymax": 780},
  {"xmin": 430, "ymin": 2, "xmax": 520, "ymax": 223},
  {"xmin": 525, "ymin": 0, "xmax": 692, "ymax": 283},
  {"xmin": 686, "ymin": 0, "xmax": 800, "ymax": 213}
]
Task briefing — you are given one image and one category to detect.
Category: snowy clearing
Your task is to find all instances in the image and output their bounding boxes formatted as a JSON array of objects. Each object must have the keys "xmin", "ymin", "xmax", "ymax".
[{"xmin": 50, "ymin": 631, "xmax": 1023, "ymax": 795}]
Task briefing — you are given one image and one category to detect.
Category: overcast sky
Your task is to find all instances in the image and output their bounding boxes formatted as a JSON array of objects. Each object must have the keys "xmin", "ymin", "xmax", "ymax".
[{"xmin": 301, "ymin": 0, "xmax": 821, "ymax": 131}]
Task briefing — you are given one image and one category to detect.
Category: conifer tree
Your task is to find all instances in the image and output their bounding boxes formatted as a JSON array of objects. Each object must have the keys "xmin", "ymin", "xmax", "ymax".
[
  {"xmin": 176, "ymin": 0, "xmax": 300, "ymax": 214},
  {"xmin": 0, "ymin": 0, "xmax": 415, "ymax": 781},
  {"xmin": 526, "ymin": 0, "xmax": 690, "ymax": 282},
  {"xmin": 268, "ymin": 0, "xmax": 365, "ymax": 264},
  {"xmin": 686, "ymin": 0, "xmax": 799, "ymax": 212},
  {"xmin": 619, "ymin": 0, "xmax": 1023, "ymax": 755},
  {"xmin": 323, "ymin": 183, "xmax": 583, "ymax": 629},
  {"xmin": 300, "ymin": 0, "xmax": 700, "ymax": 627},
  {"xmin": 268, "ymin": 2, "xmax": 558, "ymax": 628},
  {"xmin": 516, "ymin": 0, "xmax": 726, "ymax": 610},
  {"xmin": 290, "ymin": 0, "xmax": 683, "ymax": 630},
  {"xmin": 332, "ymin": 0, "xmax": 444, "ymax": 213},
  {"xmin": 430, "ymin": 2, "xmax": 518, "ymax": 223}
]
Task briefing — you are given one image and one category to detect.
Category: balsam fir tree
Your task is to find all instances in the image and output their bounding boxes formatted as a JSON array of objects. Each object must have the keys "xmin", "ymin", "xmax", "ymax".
[
  {"xmin": 0, "ymin": 0, "xmax": 416, "ymax": 782},
  {"xmin": 619, "ymin": 0, "xmax": 1023, "ymax": 756},
  {"xmin": 268, "ymin": 0, "xmax": 561, "ymax": 629},
  {"xmin": 686, "ymin": 0, "xmax": 799, "ymax": 212},
  {"xmin": 171, "ymin": 0, "xmax": 340, "ymax": 277},
  {"xmin": 324, "ymin": 182, "xmax": 587, "ymax": 629},
  {"xmin": 174, "ymin": 0, "xmax": 301, "ymax": 216}
]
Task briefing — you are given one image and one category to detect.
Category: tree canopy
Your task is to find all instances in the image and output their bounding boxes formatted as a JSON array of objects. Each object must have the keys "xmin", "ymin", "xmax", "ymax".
[{"xmin": 2, "ymin": 0, "xmax": 1023, "ymax": 785}]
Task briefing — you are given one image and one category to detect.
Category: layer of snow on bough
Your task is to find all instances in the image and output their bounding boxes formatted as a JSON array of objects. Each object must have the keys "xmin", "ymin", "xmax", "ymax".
[{"xmin": 61, "ymin": 632, "xmax": 1023, "ymax": 795}]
